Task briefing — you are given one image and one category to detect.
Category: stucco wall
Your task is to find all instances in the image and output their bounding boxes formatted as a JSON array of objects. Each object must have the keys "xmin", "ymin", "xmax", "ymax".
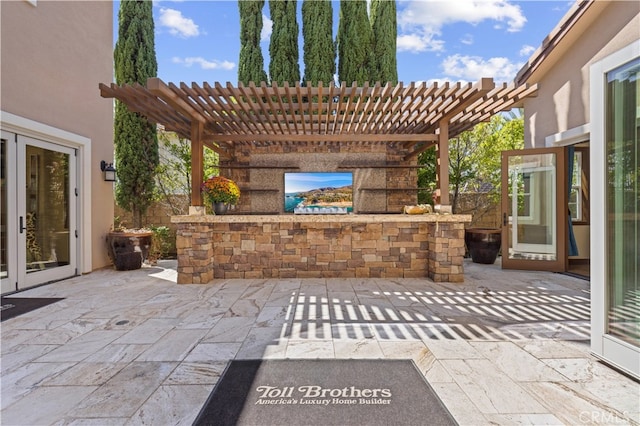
[
  {"xmin": 1, "ymin": 1, "xmax": 114, "ymax": 271},
  {"xmin": 522, "ymin": 1, "xmax": 640, "ymax": 148}
]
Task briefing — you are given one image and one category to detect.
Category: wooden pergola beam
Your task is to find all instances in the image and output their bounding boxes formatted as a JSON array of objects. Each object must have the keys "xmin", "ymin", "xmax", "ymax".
[
  {"xmin": 100, "ymin": 77, "xmax": 539, "ymax": 208},
  {"xmin": 204, "ymin": 132, "xmax": 439, "ymax": 143},
  {"xmin": 437, "ymin": 120, "xmax": 450, "ymax": 206},
  {"xmin": 190, "ymin": 120, "xmax": 204, "ymax": 206}
]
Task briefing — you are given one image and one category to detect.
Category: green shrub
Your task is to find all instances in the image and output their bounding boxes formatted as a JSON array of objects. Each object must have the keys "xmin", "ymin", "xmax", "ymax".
[{"xmin": 148, "ymin": 225, "xmax": 172, "ymax": 262}]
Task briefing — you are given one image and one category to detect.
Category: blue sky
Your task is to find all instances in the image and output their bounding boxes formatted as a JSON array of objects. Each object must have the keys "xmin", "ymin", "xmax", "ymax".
[
  {"xmin": 284, "ymin": 172, "xmax": 353, "ymax": 193},
  {"xmin": 112, "ymin": 0, "xmax": 574, "ymax": 85}
]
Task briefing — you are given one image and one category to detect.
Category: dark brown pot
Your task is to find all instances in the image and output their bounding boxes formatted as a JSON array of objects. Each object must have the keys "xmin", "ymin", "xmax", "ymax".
[
  {"xmin": 106, "ymin": 231, "xmax": 153, "ymax": 271},
  {"xmin": 212, "ymin": 202, "xmax": 229, "ymax": 215},
  {"xmin": 465, "ymin": 228, "xmax": 502, "ymax": 264}
]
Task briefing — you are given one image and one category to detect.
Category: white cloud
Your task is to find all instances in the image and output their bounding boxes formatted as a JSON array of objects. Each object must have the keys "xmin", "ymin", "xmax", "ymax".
[
  {"xmin": 441, "ymin": 54, "xmax": 522, "ymax": 82},
  {"xmin": 159, "ymin": 7, "xmax": 200, "ymax": 38},
  {"xmin": 399, "ymin": 0, "xmax": 526, "ymax": 32},
  {"xmin": 519, "ymin": 44, "xmax": 536, "ymax": 57},
  {"xmin": 398, "ymin": 1, "xmax": 526, "ymax": 53},
  {"xmin": 460, "ymin": 34, "xmax": 474, "ymax": 45},
  {"xmin": 397, "ymin": 33, "xmax": 445, "ymax": 53},
  {"xmin": 172, "ymin": 57, "xmax": 235, "ymax": 71},
  {"xmin": 261, "ymin": 14, "xmax": 273, "ymax": 42}
]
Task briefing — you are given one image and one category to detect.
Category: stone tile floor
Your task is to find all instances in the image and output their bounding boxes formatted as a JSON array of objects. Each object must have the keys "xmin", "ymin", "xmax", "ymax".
[{"xmin": 1, "ymin": 259, "xmax": 638, "ymax": 425}]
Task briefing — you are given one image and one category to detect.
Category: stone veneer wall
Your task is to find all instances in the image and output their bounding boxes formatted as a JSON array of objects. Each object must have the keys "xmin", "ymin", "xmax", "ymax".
[
  {"xmin": 222, "ymin": 143, "xmax": 418, "ymax": 214},
  {"xmin": 176, "ymin": 223, "xmax": 213, "ymax": 284},
  {"xmin": 173, "ymin": 215, "xmax": 470, "ymax": 283},
  {"xmin": 426, "ymin": 221, "xmax": 466, "ymax": 282}
]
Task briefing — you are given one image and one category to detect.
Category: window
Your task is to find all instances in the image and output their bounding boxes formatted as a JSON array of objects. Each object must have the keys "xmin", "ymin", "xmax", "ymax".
[{"xmin": 569, "ymin": 148, "xmax": 589, "ymax": 223}]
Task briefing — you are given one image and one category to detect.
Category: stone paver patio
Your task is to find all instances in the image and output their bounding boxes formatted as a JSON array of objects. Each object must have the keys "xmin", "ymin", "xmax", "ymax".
[{"xmin": 1, "ymin": 259, "xmax": 638, "ymax": 425}]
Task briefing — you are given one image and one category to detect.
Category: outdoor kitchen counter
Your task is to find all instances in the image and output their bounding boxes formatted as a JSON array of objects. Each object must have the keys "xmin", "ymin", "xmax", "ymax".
[
  {"xmin": 171, "ymin": 213, "xmax": 471, "ymax": 224},
  {"xmin": 171, "ymin": 213, "xmax": 471, "ymax": 283}
]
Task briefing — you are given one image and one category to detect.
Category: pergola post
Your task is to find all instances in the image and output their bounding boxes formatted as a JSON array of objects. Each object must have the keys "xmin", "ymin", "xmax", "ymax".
[
  {"xmin": 190, "ymin": 120, "xmax": 204, "ymax": 212},
  {"xmin": 437, "ymin": 119, "xmax": 450, "ymax": 207}
]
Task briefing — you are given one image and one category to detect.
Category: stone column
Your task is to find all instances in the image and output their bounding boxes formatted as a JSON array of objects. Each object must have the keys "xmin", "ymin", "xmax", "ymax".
[
  {"xmin": 176, "ymin": 223, "xmax": 213, "ymax": 284},
  {"xmin": 427, "ymin": 221, "xmax": 466, "ymax": 282}
]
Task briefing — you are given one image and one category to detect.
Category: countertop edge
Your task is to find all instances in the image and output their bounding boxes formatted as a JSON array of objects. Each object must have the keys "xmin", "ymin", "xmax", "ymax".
[{"xmin": 171, "ymin": 213, "xmax": 472, "ymax": 224}]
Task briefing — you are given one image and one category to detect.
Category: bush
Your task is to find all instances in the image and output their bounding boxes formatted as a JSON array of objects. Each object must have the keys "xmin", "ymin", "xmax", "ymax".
[{"xmin": 148, "ymin": 225, "xmax": 172, "ymax": 263}]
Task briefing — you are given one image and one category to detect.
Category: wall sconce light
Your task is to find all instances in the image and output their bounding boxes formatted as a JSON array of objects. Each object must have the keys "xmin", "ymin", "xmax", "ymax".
[{"xmin": 100, "ymin": 160, "xmax": 116, "ymax": 182}]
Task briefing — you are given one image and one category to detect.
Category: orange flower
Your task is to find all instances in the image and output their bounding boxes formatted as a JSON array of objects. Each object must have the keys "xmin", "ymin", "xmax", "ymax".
[{"xmin": 201, "ymin": 176, "xmax": 240, "ymax": 204}]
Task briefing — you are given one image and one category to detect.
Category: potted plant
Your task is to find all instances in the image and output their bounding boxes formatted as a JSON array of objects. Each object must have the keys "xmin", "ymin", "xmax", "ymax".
[
  {"xmin": 465, "ymin": 228, "xmax": 502, "ymax": 264},
  {"xmin": 201, "ymin": 175, "xmax": 240, "ymax": 214},
  {"xmin": 106, "ymin": 218, "xmax": 153, "ymax": 270}
]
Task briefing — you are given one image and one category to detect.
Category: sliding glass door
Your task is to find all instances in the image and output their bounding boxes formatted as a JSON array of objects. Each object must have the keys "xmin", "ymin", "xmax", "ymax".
[
  {"xmin": 591, "ymin": 44, "xmax": 639, "ymax": 379},
  {"xmin": 604, "ymin": 57, "xmax": 639, "ymax": 368}
]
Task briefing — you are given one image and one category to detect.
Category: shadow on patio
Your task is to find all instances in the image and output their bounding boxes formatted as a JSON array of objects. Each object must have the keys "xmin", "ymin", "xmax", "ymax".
[{"xmin": 1, "ymin": 259, "xmax": 637, "ymax": 426}]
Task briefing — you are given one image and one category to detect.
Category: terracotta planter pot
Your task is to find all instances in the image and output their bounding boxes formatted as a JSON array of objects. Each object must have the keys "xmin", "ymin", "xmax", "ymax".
[
  {"xmin": 106, "ymin": 231, "xmax": 153, "ymax": 270},
  {"xmin": 465, "ymin": 228, "xmax": 502, "ymax": 264}
]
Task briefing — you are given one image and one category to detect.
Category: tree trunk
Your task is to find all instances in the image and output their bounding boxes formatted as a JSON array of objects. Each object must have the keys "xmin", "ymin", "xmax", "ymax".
[{"xmin": 132, "ymin": 208, "xmax": 143, "ymax": 229}]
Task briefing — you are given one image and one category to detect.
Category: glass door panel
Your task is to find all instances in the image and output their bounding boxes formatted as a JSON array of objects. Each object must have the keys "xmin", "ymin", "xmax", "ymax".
[
  {"xmin": 19, "ymin": 136, "xmax": 76, "ymax": 289},
  {"xmin": 1, "ymin": 134, "xmax": 16, "ymax": 294},
  {"xmin": 605, "ymin": 57, "xmax": 639, "ymax": 349},
  {"xmin": 501, "ymin": 147, "xmax": 566, "ymax": 271}
]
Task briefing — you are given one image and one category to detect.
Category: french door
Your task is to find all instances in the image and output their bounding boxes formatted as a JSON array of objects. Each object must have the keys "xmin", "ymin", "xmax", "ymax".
[
  {"xmin": 1, "ymin": 131, "xmax": 77, "ymax": 294},
  {"xmin": 501, "ymin": 147, "xmax": 566, "ymax": 271}
]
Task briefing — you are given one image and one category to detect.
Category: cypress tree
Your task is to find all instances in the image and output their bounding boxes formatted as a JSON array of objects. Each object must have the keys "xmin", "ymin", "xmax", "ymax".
[
  {"xmin": 113, "ymin": 0, "xmax": 159, "ymax": 228},
  {"xmin": 370, "ymin": 0, "xmax": 397, "ymax": 85},
  {"xmin": 337, "ymin": 0, "xmax": 373, "ymax": 86},
  {"xmin": 269, "ymin": 0, "xmax": 300, "ymax": 86},
  {"xmin": 238, "ymin": 0, "xmax": 268, "ymax": 85},
  {"xmin": 302, "ymin": 0, "xmax": 335, "ymax": 86}
]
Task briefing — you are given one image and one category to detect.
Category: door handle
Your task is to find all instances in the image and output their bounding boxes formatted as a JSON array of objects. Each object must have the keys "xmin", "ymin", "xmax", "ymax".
[
  {"xmin": 503, "ymin": 213, "xmax": 507, "ymax": 226},
  {"xmin": 19, "ymin": 216, "xmax": 26, "ymax": 233}
]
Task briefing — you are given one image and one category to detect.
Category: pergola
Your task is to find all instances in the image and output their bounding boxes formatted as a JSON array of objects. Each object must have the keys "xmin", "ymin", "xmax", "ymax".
[{"xmin": 100, "ymin": 77, "xmax": 537, "ymax": 207}]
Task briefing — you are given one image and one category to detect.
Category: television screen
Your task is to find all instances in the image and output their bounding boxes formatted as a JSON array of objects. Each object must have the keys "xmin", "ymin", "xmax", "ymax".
[{"xmin": 284, "ymin": 172, "xmax": 353, "ymax": 214}]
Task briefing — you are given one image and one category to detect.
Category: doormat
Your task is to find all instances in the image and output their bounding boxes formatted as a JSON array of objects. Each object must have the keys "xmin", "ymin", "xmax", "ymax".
[
  {"xmin": 0, "ymin": 297, "xmax": 64, "ymax": 322},
  {"xmin": 193, "ymin": 359, "xmax": 457, "ymax": 426}
]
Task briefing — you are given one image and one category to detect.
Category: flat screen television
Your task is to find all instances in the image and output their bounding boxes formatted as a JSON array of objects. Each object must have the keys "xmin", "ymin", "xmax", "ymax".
[{"xmin": 284, "ymin": 172, "xmax": 353, "ymax": 214}]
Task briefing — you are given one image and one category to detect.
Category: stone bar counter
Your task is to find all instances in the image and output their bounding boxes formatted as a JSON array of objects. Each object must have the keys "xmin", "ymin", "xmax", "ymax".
[{"xmin": 171, "ymin": 214, "xmax": 471, "ymax": 284}]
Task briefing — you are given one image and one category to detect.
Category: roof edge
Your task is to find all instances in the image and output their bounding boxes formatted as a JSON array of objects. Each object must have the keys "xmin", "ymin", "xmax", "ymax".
[{"xmin": 515, "ymin": 0, "xmax": 595, "ymax": 85}]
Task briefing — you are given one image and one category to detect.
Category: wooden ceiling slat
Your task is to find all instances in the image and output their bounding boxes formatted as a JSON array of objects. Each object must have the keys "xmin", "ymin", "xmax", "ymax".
[
  {"xmin": 100, "ymin": 77, "xmax": 539, "ymax": 150},
  {"xmin": 295, "ymin": 83, "xmax": 306, "ymax": 134},
  {"xmin": 346, "ymin": 81, "xmax": 369, "ymax": 133},
  {"xmin": 323, "ymin": 82, "xmax": 336, "ymax": 135},
  {"xmin": 339, "ymin": 82, "xmax": 360, "ymax": 134},
  {"xmin": 370, "ymin": 83, "xmax": 404, "ymax": 133},
  {"xmin": 169, "ymin": 82, "xmax": 210, "ymax": 121},
  {"xmin": 205, "ymin": 82, "xmax": 246, "ymax": 135},
  {"xmin": 361, "ymin": 82, "xmax": 391, "ymax": 133},
  {"xmin": 443, "ymin": 78, "xmax": 495, "ymax": 120},
  {"xmin": 392, "ymin": 82, "xmax": 433, "ymax": 133},
  {"xmin": 192, "ymin": 83, "xmax": 240, "ymax": 136},
  {"xmin": 382, "ymin": 82, "xmax": 415, "ymax": 134},
  {"xmin": 238, "ymin": 83, "xmax": 267, "ymax": 133},
  {"xmin": 306, "ymin": 83, "xmax": 314, "ymax": 132},
  {"xmin": 278, "ymin": 83, "xmax": 292, "ymax": 133},
  {"xmin": 258, "ymin": 81, "xmax": 287, "ymax": 135},
  {"xmin": 145, "ymin": 78, "xmax": 205, "ymax": 127},
  {"xmin": 225, "ymin": 82, "xmax": 262, "ymax": 135},
  {"xmin": 330, "ymin": 83, "xmax": 347, "ymax": 135},
  {"xmin": 248, "ymin": 82, "xmax": 278, "ymax": 136},
  {"xmin": 356, "ymin": 82, "xmax": 381, "ymax": 134},
  {"xmin": 239, "ymin": 83, "xmax": 266, "ymax": 134},
  {"xmin": 175, "ymin": 83, "xmax": 229, "ymax": 135},
  {"xmin": 282, "ymin": 82, "xmax": 300, "ymax": 134}
]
